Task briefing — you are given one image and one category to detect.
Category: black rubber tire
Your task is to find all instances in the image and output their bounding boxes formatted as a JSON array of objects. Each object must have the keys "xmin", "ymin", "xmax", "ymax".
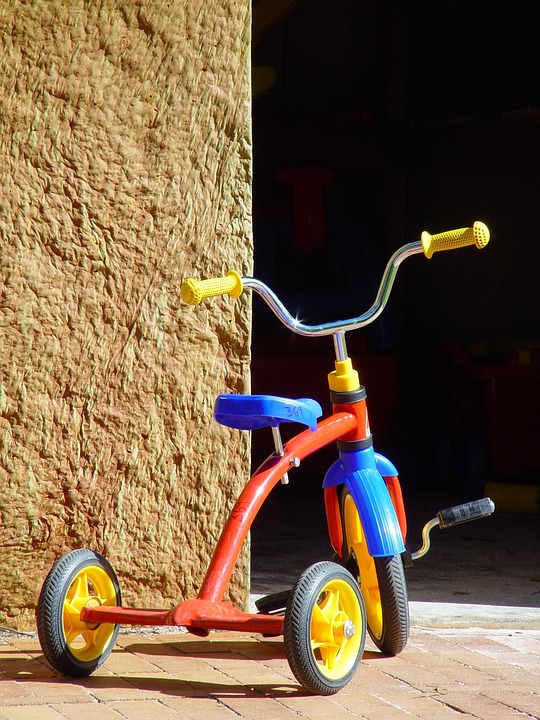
[
  {"xmin": 284, "ymin": 561, "xmax": 366, "ymax": 695},
  {"xmin": 340, "ymin": 486, "xmax": 409, "ymax": 655},
  {"xmin": 36, "ymin": 549, "xmax": 121, "ymax": 677}
]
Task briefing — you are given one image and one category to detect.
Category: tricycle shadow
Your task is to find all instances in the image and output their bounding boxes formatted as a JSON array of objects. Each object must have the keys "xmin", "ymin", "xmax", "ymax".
[{"xmin": 0, "ymin": 639, "xmax": 385, "ymax": 699}]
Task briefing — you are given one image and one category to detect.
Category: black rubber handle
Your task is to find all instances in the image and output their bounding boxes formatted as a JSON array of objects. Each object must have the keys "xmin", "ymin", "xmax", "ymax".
[{"xmin": 437, "ymin": 497, "xmax": 495, "ymax": 528}]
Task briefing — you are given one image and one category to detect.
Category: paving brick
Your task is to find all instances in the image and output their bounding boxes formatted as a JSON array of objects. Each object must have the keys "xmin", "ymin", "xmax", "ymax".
[
  {"xmin": 0, "ymin": 706, "xmax": 68, "ymax": 720},
  {"xmin": 361, "ymin": 653, "xmax": 451, "ymax": 695},
  {"xmin": 1, "ymin": 626, "xmax": 539, "ymax": 719},
  {"xmin": 374, "ymin": 690, "xmax": 481, "ymax": 720},
  {"xmin": 201, "ymin": 652, "xmax": 294, "ymax": 689},
  {"xmin": 472, "ymin": 630, "xmax": 540, "ymax": 656},
  {"xmin": 81, "ymin": 671, "xmax": 197, "ymax": 702},
  {"xmin": 115, "ymin": 632, "xmax": 178, "ymax": 648},
  {"xmin": 354, "ymin": 655, "xmax": 452, "ymax": 694},
  {"xmin": 1, "ymin": 638, "xmax": 40, "ymax": 653},
  {"xmin": 0, "ymin": 646, "xmax": 30, "ymax": 662},
  {"xmin": 108, "ymin": 699, "xmax": 186, "ymax": 719},
  {"xmin": 478, "ymin": 686, "xmax": 540, "ymax": 717},
  {"xmin": 220, "ymin": 694, "xmax": 315, "ymax": 719},
  {"xmin": 100, "ymin": 646, "xmax": 164, "ymax": 675},
  {"xmin": 2, "ymin": 680, "xmax": 92, "ymax": 707},
  {"xmin": 438, "ymin": 691, "xmax": 537, "ymax": 720},
  {"xmin": 161, "ymin": 633, "xmax": 242, "ymax": 657},
  {"xmin": 234, "ymin": 639, "xmax": 288, "ymax": 662},
  {"xmin": 0, "ymin": 681, "xmax": 36, "ymax": 703},
  {"xmin": 116, "ymin": 633, "xmax": 190, "ymax": 656},
  {"xmin": 0, "ymin": 641, "xmax": 52, "ymax": 680},
  {"xmin": 282, "ymin": 693, "xmax": 376, "ymax": 719},
  {"xmin": 337, "ymin": 695, "xmax": 421, "ymax": 720},
  {"xmin": 50, "ymin": 702, "xmax": 125, "ymax": 719},
  {"xmin": 144, "ymin": 653, "xmax": 245, "ymax": 690},
  {"xmin": 163, "ymin": 696, "xmax": 242, "ymax": 719},
  {"xmin": 408, "ymin": 629, "xmax": 540, "ymax": 686}
]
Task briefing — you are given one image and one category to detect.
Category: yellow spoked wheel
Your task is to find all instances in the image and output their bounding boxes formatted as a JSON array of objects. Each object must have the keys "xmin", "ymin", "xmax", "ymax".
[
  {"xmin": 37, "ymin": 549, "xmax": 121, "ymax": 677},
  {"xmin": 341, "ymin": 487, "xmax": 409, "ymax": 655},
  {"xmin": 284, "ymin": 561, "xmax": 366, "ymax": 695}
]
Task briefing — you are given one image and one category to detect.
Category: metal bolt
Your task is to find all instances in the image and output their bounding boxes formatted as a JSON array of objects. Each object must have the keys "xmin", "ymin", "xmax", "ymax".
[{"xmin": 343, "ymin": 620, "xmax": 356, "ymax": 639}]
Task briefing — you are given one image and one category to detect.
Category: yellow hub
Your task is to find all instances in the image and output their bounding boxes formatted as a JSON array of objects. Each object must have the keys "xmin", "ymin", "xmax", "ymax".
[
  {"xmin": 62, "ymin": 565, "xmax": 117, "ymax": 662},
  {"xmin": 342, "ymin": 492, "xmax": 383, "ymax": 640},
  {"xmin": 310, "ymin": 577, "xmax": 363, "ymax": 679}
]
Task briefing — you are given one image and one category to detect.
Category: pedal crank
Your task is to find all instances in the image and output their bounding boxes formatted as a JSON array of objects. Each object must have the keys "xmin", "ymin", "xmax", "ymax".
[{"xmin": 411, "ymin": 497, "xmax": 495, "ymax": 561}]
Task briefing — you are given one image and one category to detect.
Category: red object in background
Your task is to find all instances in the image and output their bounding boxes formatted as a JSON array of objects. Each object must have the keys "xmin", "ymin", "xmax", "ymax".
[
  {"xmin": 458, "ymin": 364, "xmax": 540, "ymax": 480},
  {"xmin": 276, "ymin": 166, "xmax": 334, "ymax": 251},
  {"xmin": 250, "ymin": 334, "xmax": 399, "ymax": 475}
]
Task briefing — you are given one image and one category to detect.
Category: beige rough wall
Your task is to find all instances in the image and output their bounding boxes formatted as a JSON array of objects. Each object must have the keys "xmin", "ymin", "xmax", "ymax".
[{"xmin": 0, "ymin": 0, "xmax": 253, "ymax": 629}]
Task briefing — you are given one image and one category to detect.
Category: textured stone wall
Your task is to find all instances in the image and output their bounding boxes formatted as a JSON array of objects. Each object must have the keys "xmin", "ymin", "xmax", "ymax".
[{"xmin": 0, "ymin": 0, "xmax": 252, "ymax": 628}]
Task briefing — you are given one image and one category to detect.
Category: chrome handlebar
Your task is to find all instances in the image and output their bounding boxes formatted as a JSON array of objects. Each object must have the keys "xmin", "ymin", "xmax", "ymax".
[
  {"xmin": 181, "ymin": 222, "xmax": 489, "ymax": 362},
  {"xmin": 243, "ymin": 241, "xmax": 424, "ymax": 342}
]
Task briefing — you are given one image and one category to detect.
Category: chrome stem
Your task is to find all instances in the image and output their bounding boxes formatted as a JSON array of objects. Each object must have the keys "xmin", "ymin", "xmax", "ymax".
[{"xmin": 333, "ymin": 331, "xmax": 348, "ymax": 362}]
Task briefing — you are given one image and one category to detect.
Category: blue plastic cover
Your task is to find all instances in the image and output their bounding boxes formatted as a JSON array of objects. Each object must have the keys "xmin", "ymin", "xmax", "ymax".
[
  {"xmin": 345, "ymin": 467, "xmax": 405, "ymax": 556},
  {"xmin": 214, "ymin": 394, "xmax": 322, "ymax": 431},
  {"xmin": 323, "ymin": 446, "xmax": 405, "ymax": 557},
  {"xmin": 374, "ymin": 452, "xmax": 399, "ymax": 477}
]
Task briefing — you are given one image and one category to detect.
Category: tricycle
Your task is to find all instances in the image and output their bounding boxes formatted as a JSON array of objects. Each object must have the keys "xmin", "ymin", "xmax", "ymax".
[{"xmin": 36, "ymin": 221, "xmax": 495, "ymax": 695}]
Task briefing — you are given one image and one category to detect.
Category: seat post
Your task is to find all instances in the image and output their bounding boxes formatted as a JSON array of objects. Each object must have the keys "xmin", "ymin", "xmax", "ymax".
[{"xmin": 271, "ymin": 425, "xmax": 289, "ymax": 484}]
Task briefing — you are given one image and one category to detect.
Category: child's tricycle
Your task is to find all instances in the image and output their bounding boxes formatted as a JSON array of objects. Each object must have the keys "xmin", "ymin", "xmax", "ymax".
[{"xmin": 37, "ymin": 221, "xmax": 495, "ymax": 695}]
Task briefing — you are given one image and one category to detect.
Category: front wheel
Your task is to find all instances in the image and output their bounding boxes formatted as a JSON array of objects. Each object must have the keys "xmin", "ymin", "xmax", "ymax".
[
  {"xmin": 340, "ymin": 487, "xmax": 409, "ymax": 655},
  {"xmin": 284, "ymin": 561, "xmax": 366, "ymax": 695},
  {"xmin": 36, "ymin": 549, "xmax": 122, "ymax": 677}
]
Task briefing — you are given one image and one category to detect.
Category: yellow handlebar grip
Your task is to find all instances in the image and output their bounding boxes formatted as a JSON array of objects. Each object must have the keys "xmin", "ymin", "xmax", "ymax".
[
  {"xmin": 421, "ymin": 221, "xmax": 490, "ymax": 259},
  {"xmin": 180, "ymin": 270, "xmax": 243, "ymax": 305}
]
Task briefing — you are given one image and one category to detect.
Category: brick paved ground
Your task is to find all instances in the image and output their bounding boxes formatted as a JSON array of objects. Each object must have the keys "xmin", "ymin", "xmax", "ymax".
[
  {"xmin": 1, "ymin": 625, "xmax": 539, "ymax": 719},
  {"xmin": 2, "ymin": 501, "xmax": 539, "ymax": 717}
]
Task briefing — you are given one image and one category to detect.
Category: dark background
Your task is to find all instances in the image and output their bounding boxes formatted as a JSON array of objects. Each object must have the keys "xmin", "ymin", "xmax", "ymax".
[{"xmin": 249, "ymin": 0, "xmax": 540, "ymax": 499}]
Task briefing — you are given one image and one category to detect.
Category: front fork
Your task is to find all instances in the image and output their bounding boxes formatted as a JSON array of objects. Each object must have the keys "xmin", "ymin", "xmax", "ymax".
[
  {"xmin": 325, "ymin": 461, "xmax": 495, "ymax": 565},
  {"xmin": 324, "ymin": 385, "xmax": 408, "ymax": 559},
  {"xmin": 323, "ymin": 449, "xmax": 407, "ymax": 558},
  {"xmin": 324, "ymin": 388, "xmax": 495, "ymax": 564}
]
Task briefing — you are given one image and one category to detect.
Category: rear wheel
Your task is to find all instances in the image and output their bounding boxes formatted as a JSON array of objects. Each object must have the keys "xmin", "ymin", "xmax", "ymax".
[
  {"xmin": 340, "ymin": 487, "xmax": 409, "ymax": 655},
  {"xmin": 37, "ymin": 549, "xmax": 121, "ymax": 677},
  {"xmin": 284, "ymin": 561, "xmax": 366, "ymax": 695}
]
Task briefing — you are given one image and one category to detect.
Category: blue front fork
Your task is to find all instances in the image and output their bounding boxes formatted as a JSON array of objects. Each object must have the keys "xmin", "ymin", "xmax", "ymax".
[{"xmin": 323, "ymin": 445, "xmax": 405, "ymax": 557}]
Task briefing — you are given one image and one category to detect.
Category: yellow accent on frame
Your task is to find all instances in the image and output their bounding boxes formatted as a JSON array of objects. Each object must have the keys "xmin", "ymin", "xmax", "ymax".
[{"xmin": 328, "ymin": 359, "xmax": 360, "ymax": 392}]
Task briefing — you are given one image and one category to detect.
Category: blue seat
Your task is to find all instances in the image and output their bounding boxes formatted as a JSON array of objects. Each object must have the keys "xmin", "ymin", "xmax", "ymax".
[{"xmin": 214, "ymin": 394, "xmax": 322, "ymax": 431}]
